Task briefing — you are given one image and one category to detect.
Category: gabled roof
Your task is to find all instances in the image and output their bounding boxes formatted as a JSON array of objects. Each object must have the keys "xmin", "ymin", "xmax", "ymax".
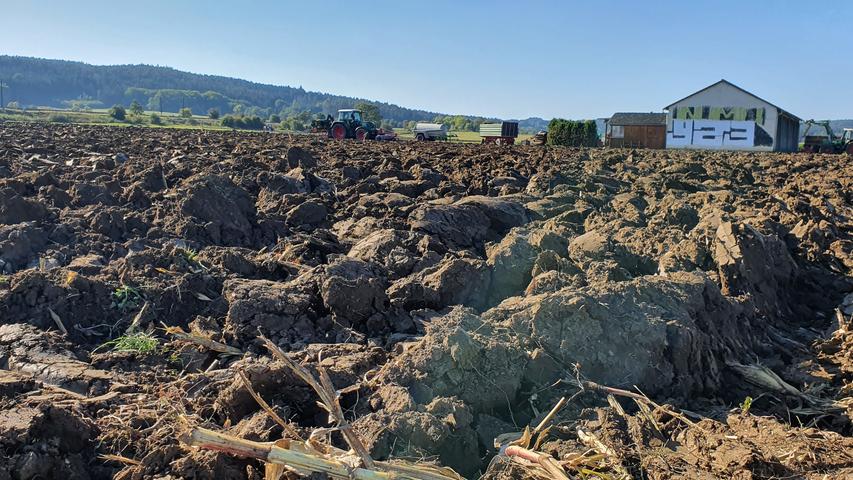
[
  {"xmin": 664, "ymin": 79, "xmax": 801, "ymax": 122},
  {"xmin": 609, "ymin": 112, "xmax": 666, "ymax": 126}
]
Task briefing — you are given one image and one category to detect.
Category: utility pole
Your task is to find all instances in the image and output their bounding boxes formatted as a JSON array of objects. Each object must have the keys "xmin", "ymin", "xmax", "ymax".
[{"xmin": 0, "ymin": 80, "xmax": 5, "ymax": 113}]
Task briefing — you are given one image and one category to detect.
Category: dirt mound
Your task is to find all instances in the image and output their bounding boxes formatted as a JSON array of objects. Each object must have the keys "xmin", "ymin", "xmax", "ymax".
[{"xmin": 0, "ymin": 123, "xmax": 851, "ymax": 479}]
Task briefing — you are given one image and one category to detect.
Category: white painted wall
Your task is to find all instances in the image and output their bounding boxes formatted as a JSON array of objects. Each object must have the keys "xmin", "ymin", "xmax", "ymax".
[{"xmin": 665, "ymin": 82, "xmax": 779, "ymax": 151}]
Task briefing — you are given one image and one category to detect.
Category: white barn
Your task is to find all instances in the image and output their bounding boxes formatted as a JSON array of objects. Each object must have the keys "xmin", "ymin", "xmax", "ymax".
[{"xmin": 664, "ymin": 80, "xmax": 800, "ymax": 152}]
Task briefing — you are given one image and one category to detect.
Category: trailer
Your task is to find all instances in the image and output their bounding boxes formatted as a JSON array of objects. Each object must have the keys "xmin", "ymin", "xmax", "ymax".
[
  {"xmin": 412, "ymin": 123, "xmax": 448, "ymax": 141},
  {"xmin": 479, "ymin": 122, "xmax": 519, "ymax": 145}
]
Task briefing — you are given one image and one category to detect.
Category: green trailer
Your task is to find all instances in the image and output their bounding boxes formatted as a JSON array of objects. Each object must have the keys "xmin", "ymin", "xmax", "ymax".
[{"xmin": 479, "ymin": 122, "xmax": 519, "ymax": 145}]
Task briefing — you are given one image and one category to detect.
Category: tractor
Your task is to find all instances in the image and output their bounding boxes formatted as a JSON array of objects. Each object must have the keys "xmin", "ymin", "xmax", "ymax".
[
  {"xmin": 801, "ymin": 120, "xmax": 853, "ymax": 154},
  {"xmin": 311, "ymin": 109, "xmax": 382, "ymax": 141}
]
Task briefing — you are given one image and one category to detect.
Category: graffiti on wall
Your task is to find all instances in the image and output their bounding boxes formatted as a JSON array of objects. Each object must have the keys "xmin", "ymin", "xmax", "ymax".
[
  {"xmin": 668, "ymin": 120, "xmax": 753, "ymax": 148},
  {"xmin": 672, "ymin": 106, "xmax": 766, "ymax": 125},
  {"xmin": 667, "ymin": 106, "xmax": 773, "ymax": 148}
]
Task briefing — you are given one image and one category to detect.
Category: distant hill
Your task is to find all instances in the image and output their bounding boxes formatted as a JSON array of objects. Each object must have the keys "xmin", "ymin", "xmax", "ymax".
[
  {"xmin": 0, "ymin": 56, "xmax": 448, "ymax": 125},
  {"xmin": 0, "ymin": 56, "xmax": 548, "ymax": 130}
]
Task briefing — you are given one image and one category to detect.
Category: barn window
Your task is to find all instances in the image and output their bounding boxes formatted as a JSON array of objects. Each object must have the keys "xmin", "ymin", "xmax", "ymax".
[{"xmin": 611, "ymin": 126, "xmax": 624, "ymax": 138}]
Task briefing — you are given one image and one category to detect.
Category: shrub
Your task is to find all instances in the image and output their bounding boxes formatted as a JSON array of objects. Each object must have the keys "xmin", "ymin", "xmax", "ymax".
[
  {"xmin": 208, "ymin": 108, "xmax": 220, "ymax": 119},
  {"xmin": 150, "ymin": 113, "xmax": 162, "ymax": 125},
  {"xmin": 221, "ymin": 114, "xmax": 264, "ymax": 130},
  {"xmin": 108, "ymin": 104, "xmax": 127, "ymax": 121},
  {"xmin": 269, "ymin": 114, "xmax": 281, "ymax": 123},
  {"xmin": 48, "ymin": 113, "xmax": 71, "ymax": 123},
  {"xmin": 548, "ymin": 119, "xmax": 598, "ymax": 147},
  {"xmin": 179, "ymin": 107, "xmax": 193, "ymax": 118}
]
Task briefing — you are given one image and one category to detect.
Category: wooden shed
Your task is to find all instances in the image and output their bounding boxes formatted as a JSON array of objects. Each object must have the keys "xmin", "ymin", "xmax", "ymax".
[{"xmin": 605, "ymin": 112, "xmax": 666, "ymax": 149}]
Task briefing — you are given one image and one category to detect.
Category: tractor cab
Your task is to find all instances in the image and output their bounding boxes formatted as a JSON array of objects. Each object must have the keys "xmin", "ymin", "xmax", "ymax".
[
  {"xmin": 337, "ymin": 109, "xmax": 363, "ymax": 123},
  {"xmin": 842, "ymin": 128, "xmax": 853, "ymax": 143}
]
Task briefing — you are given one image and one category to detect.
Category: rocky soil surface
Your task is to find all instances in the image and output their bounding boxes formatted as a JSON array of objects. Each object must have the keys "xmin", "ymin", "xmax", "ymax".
[{"xmin": 0, "ymin": 123, "xmax": 851, "ymax": 479}]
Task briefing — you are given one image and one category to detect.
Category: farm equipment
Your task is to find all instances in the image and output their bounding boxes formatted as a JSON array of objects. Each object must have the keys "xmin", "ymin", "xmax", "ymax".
[
  {"xmin": 531, "ymin": 130, "xmax": 547, "ymax": 145},
  {"xmin": 479, "ymin": 122, "xmax": 519, "ymax": 145},
  {"xmin": 801, "ymin": 120, "xmax": 853, "ymax": 154},
  {"xmin": 412, "ymin": 122, "xmax": 448, "ymax": 141},
  {"xmin": 311, "ymin": 109, "xmax": 385, "ymax": 141}
]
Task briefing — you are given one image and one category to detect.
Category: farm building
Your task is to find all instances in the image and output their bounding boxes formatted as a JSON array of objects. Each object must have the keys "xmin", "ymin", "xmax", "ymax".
[
  {"xmin": 605, "ymin": 113, "xmax": 666, "ymax": 149},
  {"xmin": 664, "ymin": 79, "xmax": 800, "ymax": 152}
]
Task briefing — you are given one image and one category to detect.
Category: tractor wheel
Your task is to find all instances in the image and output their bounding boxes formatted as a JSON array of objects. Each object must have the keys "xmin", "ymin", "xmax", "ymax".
[
  {"xmin": 416, "ymin": 133, "xmax": 425, "ymax": 141},
  {"xmin": 331, "ymin": 123, "xmax": 347, "ymax": 140},
  {"xmin": 355, "ymin": 127, "xmax": 367, "ymax": 141},
  {"xmin": 846, "ymin": 143, "xmax": 853, "ymax": 155}
]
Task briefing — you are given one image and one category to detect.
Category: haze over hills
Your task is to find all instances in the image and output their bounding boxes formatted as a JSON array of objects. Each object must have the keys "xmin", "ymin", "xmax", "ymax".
[{"xmin": 0, "ymin": 55, "xmax": 553, "ymax": 131}]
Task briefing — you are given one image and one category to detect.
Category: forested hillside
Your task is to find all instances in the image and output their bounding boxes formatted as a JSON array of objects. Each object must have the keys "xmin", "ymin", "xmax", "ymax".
[{"xmin": 0, "ymin": 56, "xmax": 443, "ymax": 124}]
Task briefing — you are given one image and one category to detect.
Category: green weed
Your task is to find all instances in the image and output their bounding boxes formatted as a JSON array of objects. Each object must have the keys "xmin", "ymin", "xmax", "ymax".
[
  {"xmin": 740, "ymin": 396, "xmax": 753, "ymax": 415},
  {"xmin": 97, "ymin": 331, "xmax": 159, "ymax": 354},
  {"xmin": 0, "ymin": 275, "xmax": 9, "ymax": 285},
  {"xmin": 112, "ymin": 285, "xmax": 143, "ymax": 311},
  {"xmin": 178, "ymin": 248, "xmax": 208, "ymax": 272},
  {"xmin": 180, "ymin": 248, "xmax": 199, "ymax": 263}
]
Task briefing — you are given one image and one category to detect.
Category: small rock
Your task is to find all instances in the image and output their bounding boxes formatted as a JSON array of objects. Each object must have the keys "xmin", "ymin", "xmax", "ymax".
[{"xmin": 285, "ymin": 200, "xmax": 327, "ymax": 226}]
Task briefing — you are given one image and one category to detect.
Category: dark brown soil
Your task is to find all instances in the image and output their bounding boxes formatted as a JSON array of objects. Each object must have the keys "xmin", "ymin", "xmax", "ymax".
[{"xmin": 0, "ymin": 123, "xmax": 851, "ymax": 479}]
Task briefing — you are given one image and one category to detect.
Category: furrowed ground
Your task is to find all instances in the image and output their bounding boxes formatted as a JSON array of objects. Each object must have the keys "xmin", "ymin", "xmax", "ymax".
[{"xmin": 0, "ymin": 123, "xmax": 851, "ymax": 479}]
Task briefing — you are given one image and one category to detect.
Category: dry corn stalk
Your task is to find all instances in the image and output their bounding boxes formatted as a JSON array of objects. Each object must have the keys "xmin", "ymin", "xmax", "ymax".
[
  {"xmin": 503, "ymin": 445, "xmax": 571, "ymax": 480},
  {"xmin": 261, "ymin": 336, "xmax": 374, "ymax": 468},
  {"xmin": 179, "ymin": 334, "xmax": 463, "ymax": 479},
  {"xmin": 576, "ymin": 428, "xmax": 631, "ymax": 480},
  {"xmin": 182, "ymin": 425, "xmax": 461, "ymax": 480},
  {"xmin": 237, "ymin": 370, "xmax": 302, "ymax": 441},
  {"xmin": 164, "ymin": 325, "xmax": 242, "ymax": 355}
]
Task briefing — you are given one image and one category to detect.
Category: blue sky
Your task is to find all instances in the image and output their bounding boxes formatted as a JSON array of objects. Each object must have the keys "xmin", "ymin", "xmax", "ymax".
[{"xmin": 4, "ymin": 1, "xmax": 852, "ymax": 119}]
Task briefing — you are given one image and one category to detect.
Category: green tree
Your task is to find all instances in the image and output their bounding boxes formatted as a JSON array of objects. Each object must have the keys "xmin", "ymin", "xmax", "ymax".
[
  {"xmin": 269, "ymin": 114, "xmax": 281, "ymax": 123},
  {"xmin": 354, "ymin": 102, "xmax": 381, "ymax": 124},
  {"xmin": 179, "ymin": 107, "xmax": 192, "ymax": 118},
  {"xmin": 129, "ymin": 100, "xmax": 144, "ymax": 115},
  {"xmin": 208, "ymin": 108, "xmax": 220, "ymax": 119},
  {"xmin": 221, "ymin": 114, "xmax": 264, "ymax": 130},
  {"xmin": 150, "ymin": 113, "xmax": 162, "ymax": 125},
  {"xmin": 108, "ymin": 104, "xmax": 127, "ymax": 121},
  {"xmin": 548, "ymin": 119, "xmax": 598, "ymax": 147}
]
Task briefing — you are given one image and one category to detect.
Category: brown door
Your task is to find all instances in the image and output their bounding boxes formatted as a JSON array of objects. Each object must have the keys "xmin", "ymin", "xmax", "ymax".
[{"xmin": 646, "ymin": 126, "xmax": 665, "ymax": 149}]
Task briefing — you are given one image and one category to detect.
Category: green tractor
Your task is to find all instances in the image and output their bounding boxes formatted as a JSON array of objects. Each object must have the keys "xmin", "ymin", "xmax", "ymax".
[
  {"xmin": 801, "ymin": 120, "xmax": 853, "ymax": 154},
  {"xmin": 311, "ymin": 109, "xmax": 380, "ymax": 141}
]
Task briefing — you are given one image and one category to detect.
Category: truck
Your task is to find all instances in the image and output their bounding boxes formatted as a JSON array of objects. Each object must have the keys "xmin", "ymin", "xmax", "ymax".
[
  {"xmin": 412, "ymin": 123, "xmax": 448, "ymax": 141},
  {"xmin": 479, "ymin": 122, "xmax": 519, "ymax": 145}
]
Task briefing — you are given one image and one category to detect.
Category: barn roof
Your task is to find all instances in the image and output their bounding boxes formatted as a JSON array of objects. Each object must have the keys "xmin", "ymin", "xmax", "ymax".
[
  {"xmin": 609, "ymin": 112, "xmax": 667, "ymax": 126},
  {"xmin": 664, "ymin": 79, "xmax": 801, "ymax": 121}
]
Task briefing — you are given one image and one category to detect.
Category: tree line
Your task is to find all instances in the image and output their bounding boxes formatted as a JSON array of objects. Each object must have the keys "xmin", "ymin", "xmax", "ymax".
[{"xmin": 547, "ymin": 119, "xmax": 599, "ymax": 147}]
